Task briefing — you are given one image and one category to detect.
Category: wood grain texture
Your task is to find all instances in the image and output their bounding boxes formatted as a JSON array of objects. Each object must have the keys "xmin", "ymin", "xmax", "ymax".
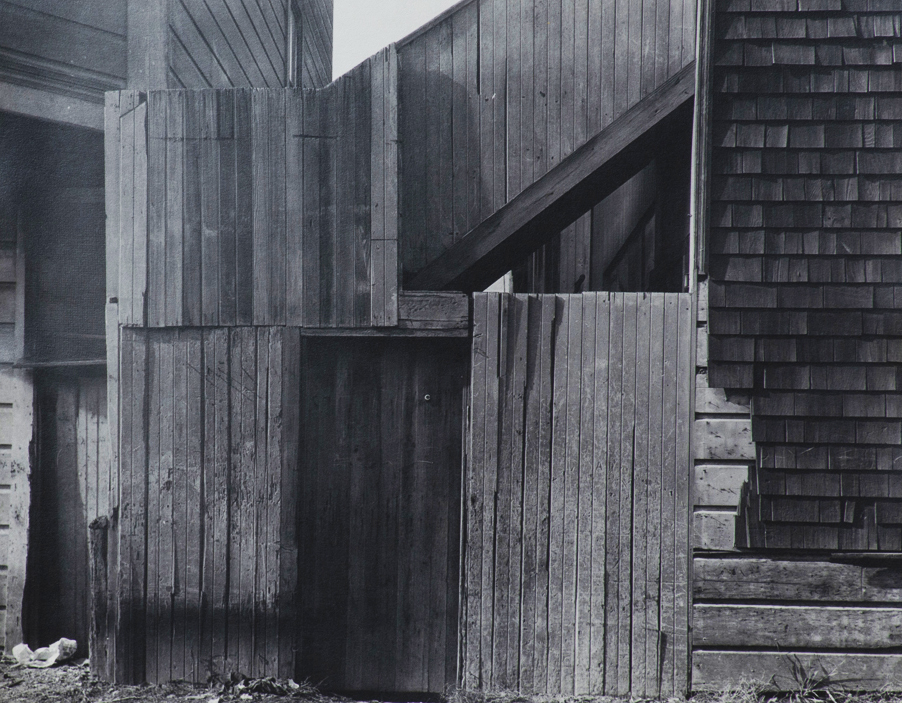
[
  {"xmin": 295, "ymin": 337, "xmax": 466, "ymax": 693},
  {"xmin": 695, "ymin": 557, "xmax": 902, "ymax": 603},
  {"xmin": 120, "ymin": 48, "xmax": 398, "ymax": 330},
  {"xmin": 111, "ymin": 328, "xmax": 300, "ymax": 683},
  {"xmin": 398, "ymin": 0, "xmax": 698, "ymax": 281},
  {"xmin": 407, "ymin": 63, "xmax": 696, "ymax": 292},
  {"xmin": 463, "ymin": 292, "xmax": 693, "ymax": 696}
]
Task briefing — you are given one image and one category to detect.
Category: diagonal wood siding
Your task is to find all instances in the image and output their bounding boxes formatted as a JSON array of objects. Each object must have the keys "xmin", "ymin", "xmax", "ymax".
[
  {"xmin": 464, "ymin": 292, "xmax": 692, "ymax": 697},
  {"xmin": 397, "ymin": 0, "xmax": 698, "ymax": 280}
]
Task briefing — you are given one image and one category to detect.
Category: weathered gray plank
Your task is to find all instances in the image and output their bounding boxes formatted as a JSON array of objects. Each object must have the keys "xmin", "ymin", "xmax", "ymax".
[
  {"xmin": 695, "ymin": 604, "xmax": 902, "ymax": 650},
  {"xmin": 695, "ymin": 557, "xmax": 902, "ymax": 603},
  {"xmin": 693, "ymin": 652, "xmax": 902, "ymax": 691},
  {"xmin": 164, "ymin": 92, "xmax": 185, "ymax": 326}
]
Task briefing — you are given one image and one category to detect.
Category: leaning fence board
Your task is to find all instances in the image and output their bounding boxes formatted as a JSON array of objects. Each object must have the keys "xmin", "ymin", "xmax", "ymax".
[{"xmin": 464, "ymin": 292, "xmax": 693, "ymax": 696}]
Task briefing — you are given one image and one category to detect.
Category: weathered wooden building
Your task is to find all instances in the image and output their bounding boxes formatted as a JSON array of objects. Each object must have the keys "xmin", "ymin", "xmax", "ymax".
[{"xmin": 3, "ymin": 0, "xmax": 902, "ymax": 696}]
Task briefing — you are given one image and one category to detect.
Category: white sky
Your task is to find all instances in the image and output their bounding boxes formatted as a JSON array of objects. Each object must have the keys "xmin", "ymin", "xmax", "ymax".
[{"xmin": 332, "ymin": 0, "xmax": 461, "ymax": 78}]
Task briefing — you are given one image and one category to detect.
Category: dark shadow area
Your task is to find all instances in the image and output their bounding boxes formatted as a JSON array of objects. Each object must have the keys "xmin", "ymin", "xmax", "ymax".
[
  {"xmin": 514, "ymin": 115, "xmax": 693, "ymax": 295},
  {"xmin": 0, "ymin": 111, "xmax": 105, "ymax": 364}
]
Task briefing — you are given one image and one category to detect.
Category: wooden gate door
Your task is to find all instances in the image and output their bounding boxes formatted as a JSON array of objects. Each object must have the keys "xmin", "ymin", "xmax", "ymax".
[
  {"xmin": 295, "ymin": 337, "xmax": 468, "ymax": 694},
  {"xmin": 462, "ymin": 292, "xmax": 693, "ymax": 697}
]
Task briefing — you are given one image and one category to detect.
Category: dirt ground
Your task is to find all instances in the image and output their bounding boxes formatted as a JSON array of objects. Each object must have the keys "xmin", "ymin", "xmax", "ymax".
[
  {"xmin": 0, "ymin": 660, "xmax": 355, "ymax": 703},
  {"xmin": 6, "ymin": 662, "xmax": 902, "ymax": 703}
]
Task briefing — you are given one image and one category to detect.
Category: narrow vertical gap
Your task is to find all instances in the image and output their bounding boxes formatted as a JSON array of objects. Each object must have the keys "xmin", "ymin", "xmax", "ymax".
[
  {"xmin": 475, "ymin": 0, "xmax": 481, "ymax": 95},
  {"xmin": 223, "ymin": 332, "xmax": 232, "ymax": 663},
  {"xmin": 140, "ymin": 333, "xmax": 151, "ymax": 682},
  {"xmin": 197, "ymin": 335, "xmax": 207, "ymax": 672}
]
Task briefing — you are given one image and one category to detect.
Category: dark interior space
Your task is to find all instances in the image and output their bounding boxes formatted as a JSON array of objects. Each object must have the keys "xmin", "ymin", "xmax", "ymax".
[
  {"xmin": 24, "ymin": 368, "xmax": 107, "ymax": 657},
  {"xmin": 513, "ymin": 119, "xmax": 693, "ymax": 295},
  {"xmin": 296, "ymin": 336, "xmax": 467, "ymax": 694},
  {"xmin": 1, "ymin": 111, "xmax": 106, "ymax": 656},
  {"xmin": 0, "ymin": 111, "xmax": 105, "ymax": 364}
]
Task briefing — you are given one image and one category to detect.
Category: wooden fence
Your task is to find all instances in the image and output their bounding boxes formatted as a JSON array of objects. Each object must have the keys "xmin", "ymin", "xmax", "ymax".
[
  {"xmin": 107, "ymin": 329, "xmax": 468, "ymax": 690},
  {"xmin": 463, "ymin": 292, "xmax": 692, "ymax": 697},
  {"xmin": 111, "ymin": 327, "xmax": 300, "ymax": 683},
  {"xmin": 106, "ymin": 46, "xmax": 398, "ymax": 330}
]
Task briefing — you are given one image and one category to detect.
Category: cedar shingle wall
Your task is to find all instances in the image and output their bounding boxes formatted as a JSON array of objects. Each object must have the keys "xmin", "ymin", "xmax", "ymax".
[{"xmin": 708, "ymin": 0, "xmax": 902, "ymax": 550}]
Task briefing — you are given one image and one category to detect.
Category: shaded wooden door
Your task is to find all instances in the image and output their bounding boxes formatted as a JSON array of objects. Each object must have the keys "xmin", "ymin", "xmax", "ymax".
[
  {"xmin": 463, "ymin": 292, "xmax": 693, "ymax": 697},
  {"xmin": 296, "ymin": 337, "xmax": 467, "ymax": 694}
]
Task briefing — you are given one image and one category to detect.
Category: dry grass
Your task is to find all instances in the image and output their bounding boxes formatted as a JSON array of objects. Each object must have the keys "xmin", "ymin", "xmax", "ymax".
[{"xmin": 4, "ymin": 661, "xmax": 902, "ymax": 703}]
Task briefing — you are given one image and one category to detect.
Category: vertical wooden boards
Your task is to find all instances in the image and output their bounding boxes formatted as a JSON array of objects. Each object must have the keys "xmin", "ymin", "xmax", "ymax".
[
  {"xmin": 295, "ymin": 337, "xmax": 466, "ymax": 693},
  {"xmin": 370, "ymin": 45, "xmax": 399, "ymax": 327},
  {"xmin": 251, "ymin": 91, "xmax": 287, "ymax": 326},
  {"xmin": 164, "ymin": 91, "xmax": 185, "ymax": 326},
  {"xmin": 285, "ymin": 87, "xmax": 306, "ymax": 326},
  {"xmin": 146, "ymin": 90, "xmax": 166, "ymax": 327},
  {"xmin": 105, "ymin": 92, "xmax": 122, "ymax": 304},
  {"xmin": 119, "ymin": 50, "xmax": 398, "ymax": 332},
  {"xmin": 464, "ymin": 294, "xmax": 488, "ymax": 690},
  {"xmin": 644, "ymin": 293, "xmax": 665, "ymax": 697},
  {"xmin": 234, "ymin": 89, "xmax": 254, "ymax": 325},
  {"xmin": 116, "ymin": 328, "xmax": 148, "ymax": 684},
  {"xmin": 200, "ymin": 91, "xmax": 221, "ymax": 326},
  {"xmin": 397, "ymin": 0, "xmax": 697, "ymax": 282},
  {"xmin": 278, "ymin": 327, "xmax": 300, "ymax": 679},
  {"xmin": 112, "ymin": 328, "xmax": 300, "ymax": 683},
  {"xmin": 115, "ymin": 92, "xmax": 147, "ymax": 326},
  {"xmin": 463, "ymin": 292, "xmax": 692, "ymax": 696}
]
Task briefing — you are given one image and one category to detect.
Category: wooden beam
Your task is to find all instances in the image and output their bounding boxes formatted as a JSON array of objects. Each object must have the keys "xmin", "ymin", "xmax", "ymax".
[
  {"xmin": 694, "ymin": 604, "xmax": 902, "ymax": 650},
  {"xmin": 694, "ymin": 556, "xmax": 902, "ymax": 604},
  {"xmin": 408, "ymin": 61, "xmax": 696, "ymax": 292},
  {"xmin": 398, "ymin": 291, "xmax": 468, "ymax": 331},
  {"xmin": 693, "ymin": 652, "xmax": 902, "ymax": 692},
  {"xmin": 0, "ymin": 80, "xmax": 104, "ymax": 131}
]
